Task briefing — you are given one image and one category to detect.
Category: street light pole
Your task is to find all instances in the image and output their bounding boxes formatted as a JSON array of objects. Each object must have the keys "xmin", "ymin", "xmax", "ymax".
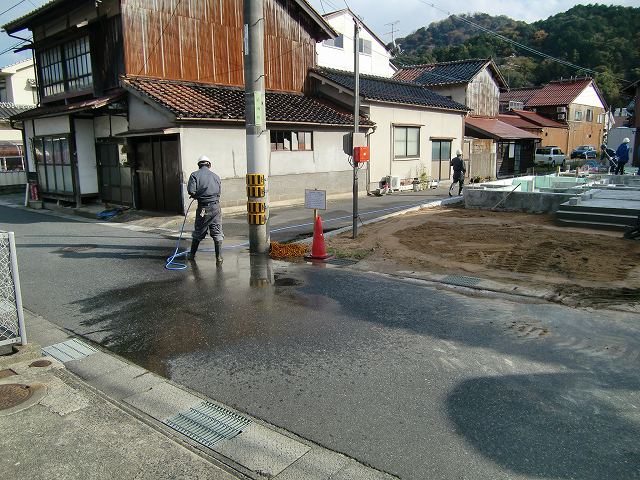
[{"xmin": 244, "ymin": 0, "xmax": 270, "ymax": 253}]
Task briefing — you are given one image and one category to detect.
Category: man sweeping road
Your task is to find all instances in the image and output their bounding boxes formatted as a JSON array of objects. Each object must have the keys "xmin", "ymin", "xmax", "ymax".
[{"xmin": 187, "ymin": 155, "xmax": 224, "ymax": 264}]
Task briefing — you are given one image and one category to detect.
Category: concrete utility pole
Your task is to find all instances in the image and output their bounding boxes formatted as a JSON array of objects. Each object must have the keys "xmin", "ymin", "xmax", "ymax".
[
  {"xmin": 243, "ymin": 0, "xmax": 270, "ymax": 253},
  {"xmin": 385, "ymin": 21, "xmax": 400, "ymax": 50},
  {"xmin": 352, "ymin": 18, "xmax": 360, "ymax": 239}
]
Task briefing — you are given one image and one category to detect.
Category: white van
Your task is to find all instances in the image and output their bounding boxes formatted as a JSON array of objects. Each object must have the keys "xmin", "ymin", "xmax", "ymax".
[{"xmin": 534, "ymin": 146, "xmax": 566, "ymax": 166}]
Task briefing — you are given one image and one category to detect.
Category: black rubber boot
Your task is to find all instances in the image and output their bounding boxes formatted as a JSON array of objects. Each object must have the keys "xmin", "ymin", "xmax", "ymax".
[
  {"xmin": 214, "ymin": 241, "xmax": 223, "ymax": 265},
  {"xmin": 187, "ymin": 240, "xmax": 200, "ymax": 260}
]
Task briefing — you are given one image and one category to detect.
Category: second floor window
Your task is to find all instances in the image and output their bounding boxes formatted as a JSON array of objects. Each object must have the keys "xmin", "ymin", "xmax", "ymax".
[
  {"xmin": 39, "ymin": 35, "xmax": 92, "ymax": 98},
  {"xmin": 323, "ymin": 35, "xmax": 344, "ymax": 49},
  {"xmin": 586, "ymin": 109, "xmax": 593, "ymax": 122},
  {"xmin": 358, "ymin": 38, "xmax": 372, "ymax": 55},
  {"xmin": 574, "ymin": 110, "xmax": 583, "ymax": 121}
]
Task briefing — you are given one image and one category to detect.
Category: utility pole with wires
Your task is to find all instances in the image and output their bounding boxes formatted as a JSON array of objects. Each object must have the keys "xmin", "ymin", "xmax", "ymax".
[
  {"xmin": 352, "ymin": 17, "xmax": 360, "ymax": 239},
  {"xmin": 243, "ymin": 0, "xmax": 270, "ymax": 254}
]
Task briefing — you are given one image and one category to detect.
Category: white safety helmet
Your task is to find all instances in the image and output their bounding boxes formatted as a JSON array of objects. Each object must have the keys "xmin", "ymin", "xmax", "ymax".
[
  {"xmin": 197, "ymin": 155, "xmax": 211, "ymax": 167},
  {"xmin": 623, "ymin": 138, "xmax": 630, "ymax": 143},
  {"xmin": 456, "ymin": 149, "xmax": 462, "ymax": 156}
]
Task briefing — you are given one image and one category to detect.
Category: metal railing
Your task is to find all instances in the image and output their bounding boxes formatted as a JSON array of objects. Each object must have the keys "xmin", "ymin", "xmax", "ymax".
[{"xmin": 0, "ymin": 231, "xmax": 27, "ymax": 346}]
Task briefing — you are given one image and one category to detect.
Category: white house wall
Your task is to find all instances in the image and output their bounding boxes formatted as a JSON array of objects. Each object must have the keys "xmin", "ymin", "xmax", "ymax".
[
  {"xmin": 316, "ymin": 11, "xmax": 395, "ymax": 77},
  {"xmin": 128, "ymin": 95, "xmax": 175, "ymax": 130},
  {"xmin": 179, "ymin": 124, "xmax": 356, "ymax": 207},
  {"xmin": 368, "ymin": 103, "xmax": 464, "ymax": 187},
  {"xmin": 573, "ymin": 85, "xmax": 605, "ymax": 109},
  {"xmin": 3, "ymin": 61, "xmax": 36, "ymax": 106},
  {"xmin": 33, "ymin": 116, "xmax": 70, "ymax": 136},
  {"xmin": 74, "ymin": 118, "xmax": 99, "ymax": 194},
  {"xmin": 94, "ymin": 114, "xmax": 129, "ymax": 138},
  {"xmin": 0, "ymin": 126, "xmax": 23, "ymax": 142},
  {"xmin": 426, "ymin": 85, "xmax": 467, "ymax": 109},
  {"xmin": 23, "ymin": 120, "xmax": 35, "ymax": 171}
]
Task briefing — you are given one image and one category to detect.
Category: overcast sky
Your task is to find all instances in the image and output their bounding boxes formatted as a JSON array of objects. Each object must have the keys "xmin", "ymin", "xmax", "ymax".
[{"xmin": 1, "ymin": 0, "xmax": 638, "ymax": 67}]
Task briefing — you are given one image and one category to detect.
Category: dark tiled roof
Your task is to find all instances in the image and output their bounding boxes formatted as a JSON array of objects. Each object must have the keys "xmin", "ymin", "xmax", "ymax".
[
  {"xmin": 499, "ymin": 87, "xmax": 541, "ymax": 104},
  {"xmin": 10, "ymin": 92, "xmax": 125, "ymax": 120},
  {"xmin": 0, "ymin": 102, "xmax": 34, "ymax": 120},
  {"xmin": 394, "ymin": 59, "xmax": 506, "ymax": 88},
  {"xmin": 526, "ymin": 78, "xmax": 594, "ymax": 107},
  {"xmin": 312, "ymin": 67, "xmax": 468, "ymax": 111},
  {"xmin": 122, "ymin": 76, "xmax": 373, "ymax": 127}
]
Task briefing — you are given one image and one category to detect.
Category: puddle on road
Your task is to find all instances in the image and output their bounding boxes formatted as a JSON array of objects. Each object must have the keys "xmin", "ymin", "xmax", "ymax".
[{"xmin": 71, "ymin": 254, "xmax": 342, "ymax": 377}]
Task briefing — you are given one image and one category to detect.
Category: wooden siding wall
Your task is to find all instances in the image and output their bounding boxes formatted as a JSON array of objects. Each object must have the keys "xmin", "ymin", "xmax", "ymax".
[
  {"xmin": 121, "ymin": 0, "xmax": 317, "ymax": 92},
  {"xmin": 466, "ymin": 68, "xmax": 500, "ymax": 117}
]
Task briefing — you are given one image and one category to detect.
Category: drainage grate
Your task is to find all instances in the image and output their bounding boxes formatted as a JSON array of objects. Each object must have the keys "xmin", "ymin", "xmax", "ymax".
[
  {"xmin": 441, "ymin": 275, "xmax": 482, "ymax": 287},
  {"xmin": 324, "ymin": 258, "xmax": 359, "ymax": 267},
  {"xmin": 42, "ymin": 339, "xmax": 98, "ymax": 363},
  {"xmin": 164, "ymin": 401, "xmax": 251, "ymax": 449}
]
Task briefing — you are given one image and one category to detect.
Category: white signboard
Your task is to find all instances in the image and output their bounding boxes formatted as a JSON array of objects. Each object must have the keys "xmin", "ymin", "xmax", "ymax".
[{"xmin": 305, "ymin": 189, "xmax": 326, "ymax": 210}]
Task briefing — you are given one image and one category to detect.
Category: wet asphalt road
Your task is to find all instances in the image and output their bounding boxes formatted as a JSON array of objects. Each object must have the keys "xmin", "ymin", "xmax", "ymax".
[{"xmin": 2, "ymin": 205, "xmax": 640, "ymax": 480}]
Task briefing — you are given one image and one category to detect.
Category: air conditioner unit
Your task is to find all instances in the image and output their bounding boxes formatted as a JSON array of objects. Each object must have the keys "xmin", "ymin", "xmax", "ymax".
[
  {"xmin": 386, "ymin": 175, "xmax": 401, "ymax": 191},
  {"xmin": 557, "ymin": 113, "xmax": 566, "ymax": 120},
  {"xmin": 557, "ymin": 106, "xmax": 567, "ymax": 113}
]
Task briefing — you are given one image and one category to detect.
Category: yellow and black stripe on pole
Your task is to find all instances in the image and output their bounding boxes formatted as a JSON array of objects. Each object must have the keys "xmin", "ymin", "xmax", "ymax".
[{"xmin": 246, "ymin": 173, "xmax": 266, "ymax": 225}]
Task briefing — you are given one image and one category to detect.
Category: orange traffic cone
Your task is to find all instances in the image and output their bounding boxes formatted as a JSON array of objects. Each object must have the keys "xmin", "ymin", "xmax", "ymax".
[{"xmin": 306, "ymin": 215, "xmax": 332, "ymax": 260}]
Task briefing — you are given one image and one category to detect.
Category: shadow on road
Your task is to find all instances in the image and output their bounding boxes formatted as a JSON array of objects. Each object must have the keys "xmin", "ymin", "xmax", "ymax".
[{"xmin": 447, "ymin": 372, "xmax": 640, "ymax": 479}]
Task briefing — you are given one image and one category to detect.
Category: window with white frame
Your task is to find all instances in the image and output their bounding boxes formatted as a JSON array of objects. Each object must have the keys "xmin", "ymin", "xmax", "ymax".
[
  {"xmin": 358, "ymin": 38, "xmax": 372, "ymax": 55},
  {"xmin": 394, "ymin": 126, "xmax": 420, "ymax": 158},
  {"xmin": 38, "ymin": 35, "xmax": 92, "ymax": 98},
  {"xmin": 574, "ymin": 110, "xmax": 583, "ymax": 121},
  {"xmin": 270, "ymin": 131, "xmax": 313, "ymax": 151},
  {"xmin": 596, "ymin": 113, "xmax": 604, "ymax": 124},
  {"xmin": 322, "ymin": 35, "xmax": 344, "ymax": 49}
]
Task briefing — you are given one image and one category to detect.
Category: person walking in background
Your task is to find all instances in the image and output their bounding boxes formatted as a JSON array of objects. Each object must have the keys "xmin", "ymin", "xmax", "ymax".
[
  {"xmin": 187, "ymin": 155, "xmax": 224, "ymax": 265},
  {"xmin": 615, "ymin": 138, "xmax": 631, "ymax": 175},
  {"xmin": 449, "ymin": 149, "xmax": 466, "ymax": 196}
]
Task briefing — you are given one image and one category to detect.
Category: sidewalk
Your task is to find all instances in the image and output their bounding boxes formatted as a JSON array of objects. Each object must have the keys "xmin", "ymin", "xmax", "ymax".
[
  {"xmin": 0, "ymin": 311, "xmax": 396, "ymax": 480},
  {"xmin": 0, "ymin": 186, "xmax": 455, "ymax": 245}
]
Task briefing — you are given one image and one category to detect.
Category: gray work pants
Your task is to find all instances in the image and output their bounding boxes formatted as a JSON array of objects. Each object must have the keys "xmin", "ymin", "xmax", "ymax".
[{"xmin": 192, "ymin": 203, "xmax": 224, "ymax": 242}]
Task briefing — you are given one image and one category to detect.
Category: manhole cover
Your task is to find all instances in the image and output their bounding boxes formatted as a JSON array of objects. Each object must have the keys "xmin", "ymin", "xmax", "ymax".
[
  {"xmin": 29, "ymin": 360, "xmax": 52, "ymax": 368},
  {"xmin": 0, "ymin": 384, "xmax": 33, "ymax": 410},
  {"xmin": 58, "ymin": 244, "xmax": 97, "ymax": 253},
  {"xmin": 0, "ymin": 369, "xmax": 16, "ymax": 379},
  {"xmin": 325, "ymin": 258, "xmax": 359, "ymax": 266}
]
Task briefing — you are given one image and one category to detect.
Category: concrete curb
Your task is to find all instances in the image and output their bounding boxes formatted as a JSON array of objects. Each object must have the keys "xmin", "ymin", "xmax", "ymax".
[{"xmin": 24, "ymin": 310, "xmax": 397, "ymax": 480}]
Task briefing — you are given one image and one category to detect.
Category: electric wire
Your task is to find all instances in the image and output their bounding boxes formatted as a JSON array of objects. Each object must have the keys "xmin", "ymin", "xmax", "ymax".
[{"xmin": 0, "ymin": 0, "xmax": 29, "ymax": 18}]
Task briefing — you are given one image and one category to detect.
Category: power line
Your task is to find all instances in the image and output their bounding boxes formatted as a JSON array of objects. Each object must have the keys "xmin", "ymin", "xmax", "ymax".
[{"xmin": 0, "ymin": 0, "xmax": 29, "ymax": 18}]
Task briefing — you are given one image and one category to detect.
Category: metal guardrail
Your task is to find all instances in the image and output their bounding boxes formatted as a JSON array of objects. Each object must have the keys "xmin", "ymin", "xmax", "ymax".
[{"xmin": 0, "ymin": 231, "xmax": 27, "ymax": 346}]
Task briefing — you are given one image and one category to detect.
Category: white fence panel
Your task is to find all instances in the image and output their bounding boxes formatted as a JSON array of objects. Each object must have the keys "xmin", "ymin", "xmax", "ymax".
[{"xmin": 0, "ymin": 231, "xmax": 27, "ymax": 346}]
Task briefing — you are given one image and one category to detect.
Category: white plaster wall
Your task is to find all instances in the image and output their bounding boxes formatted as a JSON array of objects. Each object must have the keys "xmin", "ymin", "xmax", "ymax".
[
  {"xmin": 0, "ymin": 126, "xmax": 23, "ymax": 142},
  {"xmin": 128, "ymin": 95, "xmax": 175, "ymax": 131},
  {"xmin": 6, "ymin": 63, "xmax": 37, "ymax": 106},
  {"xmin": 573, "ymin": 85, "xmax": 605, "ymax": 109},
  {"xmin": 33, "ymin": 116, "xmax": 70, "ymax": 136},
  {"xmin": 179, "ymin": 125, "xmax": 353, "ymax": 180},
  {"xmin": 316, "ymin": 11, "xmax": 395, "ymax": 77},
  {"xmin": 94, "ymin": 114, "xmax": 129, "ymax": 138},
  {"xmin": 74, "ymin": 118, "xmax": 99, "ymax": 194},
  {"xmin": 426, "ymin": 85, "xmax": 467, "ymax": 108},
  {"xmin": 368, "ymin": 103, "xmax": 464, "ymax": 185},
  {"xmin": 180, "ymin": 125, "xmax": 247, "ymax": 180}
]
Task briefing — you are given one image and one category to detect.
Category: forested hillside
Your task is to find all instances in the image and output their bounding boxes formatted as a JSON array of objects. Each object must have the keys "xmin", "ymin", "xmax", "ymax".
[{"xmin": 392, "ymin": 5, "xmax": 639, "ymax": 106}]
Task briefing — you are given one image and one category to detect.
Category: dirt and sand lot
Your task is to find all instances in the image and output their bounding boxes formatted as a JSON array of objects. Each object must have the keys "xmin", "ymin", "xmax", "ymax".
[{"xmin": 326, "ymin": 205, "xmax": 640, "ymax": 309}]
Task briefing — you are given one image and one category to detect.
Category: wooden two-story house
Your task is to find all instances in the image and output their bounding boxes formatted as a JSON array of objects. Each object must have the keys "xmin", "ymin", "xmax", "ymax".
[
  {"xmin": 395, "ymin": 59, "xmax": 538, "ymax": 179},
  {"xmin": 4, "ymin": 0, "xmax": 374, "ymax": 213}
]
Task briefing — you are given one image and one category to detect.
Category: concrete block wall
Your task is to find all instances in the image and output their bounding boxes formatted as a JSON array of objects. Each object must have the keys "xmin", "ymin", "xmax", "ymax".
[
  {"xmin": 465, "ymin": 189, "xmax": 576, "ymax": 213},
  {"xmin": 208, "ymin": 170, "xmax": 366, "ymax": 209}
]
